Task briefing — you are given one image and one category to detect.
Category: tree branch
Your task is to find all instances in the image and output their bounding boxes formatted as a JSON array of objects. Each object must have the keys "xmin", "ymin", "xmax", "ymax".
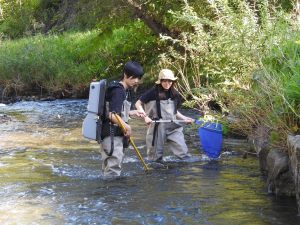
[{"xmin": 123, "ymin": 0, "xmax": 174, "ymax": 37}]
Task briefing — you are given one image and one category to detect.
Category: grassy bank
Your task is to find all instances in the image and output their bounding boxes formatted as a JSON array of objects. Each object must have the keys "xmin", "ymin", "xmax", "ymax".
[{"xmin": 0, "ymin": 20, "xmax": 158, "ymax": 97}]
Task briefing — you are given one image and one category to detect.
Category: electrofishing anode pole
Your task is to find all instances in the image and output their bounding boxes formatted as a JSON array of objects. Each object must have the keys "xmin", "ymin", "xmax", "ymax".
[
  {"xmin": 112, "ymin": 112, "xmax": 150, "ymax": 172},
  {"xmin": 151, "ymin": 119, "xmax": 186, "ymax": 123}
]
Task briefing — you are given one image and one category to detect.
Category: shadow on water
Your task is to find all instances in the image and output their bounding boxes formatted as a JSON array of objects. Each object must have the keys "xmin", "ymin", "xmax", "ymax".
[{"xmin": 0, "ymin": 100, "xmax": 300, "ymax": 224}]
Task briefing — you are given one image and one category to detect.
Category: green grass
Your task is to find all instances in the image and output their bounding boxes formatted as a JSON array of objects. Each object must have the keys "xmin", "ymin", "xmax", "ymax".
[{"xmin": 0, "ymin": 20, "xmax": 158, "ymax": 96}]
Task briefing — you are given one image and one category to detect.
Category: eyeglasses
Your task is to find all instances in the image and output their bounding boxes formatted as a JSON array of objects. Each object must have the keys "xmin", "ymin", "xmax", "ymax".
[{"xmin": 161, "ymin": 79, "xmax": 173, "ymax": 83}]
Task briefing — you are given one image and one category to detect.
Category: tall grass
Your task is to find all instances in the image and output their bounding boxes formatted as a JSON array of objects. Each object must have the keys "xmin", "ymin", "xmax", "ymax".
[
  {"xmin": 0, "ymin": 31, "xmax": 97, "ymax": 96},
  {"xmin": 251, "ymin": 36, "xmax": 300, "ymax": 143},
  {"xmin": 158, "ymin": 0, "xmax": 300, "ymax": 147},
  {"xmin": 0, "ymin": 20, "xmax": 158, "ymax": 96}
]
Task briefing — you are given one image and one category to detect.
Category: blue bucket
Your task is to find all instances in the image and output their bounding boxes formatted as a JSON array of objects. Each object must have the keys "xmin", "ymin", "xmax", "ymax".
[{"xmin": 196, "ymin": 120, "xmax": 223, "ymax": 158}]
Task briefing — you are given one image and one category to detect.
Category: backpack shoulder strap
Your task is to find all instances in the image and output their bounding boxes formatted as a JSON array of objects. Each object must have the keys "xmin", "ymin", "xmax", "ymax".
[
  {"xmin": 155, "ymin": 85, "xmax": 162, "ymax": 119},
  {"xmin": 97, "ymin": 79, "xmax": 107, "ymax": 118},
  {"xmin": 170, "ymin": 88, "xmax": 179, "ymax": 114}
]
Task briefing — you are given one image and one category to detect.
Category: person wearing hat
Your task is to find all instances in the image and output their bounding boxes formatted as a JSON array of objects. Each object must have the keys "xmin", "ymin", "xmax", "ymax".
[
  {"xmin": 100, "ymin": 61, "xmax": 146, "ymax": 176},
  {"xmin": 135, "ymin": 69, "xmax": 194, "ymax": 162}
]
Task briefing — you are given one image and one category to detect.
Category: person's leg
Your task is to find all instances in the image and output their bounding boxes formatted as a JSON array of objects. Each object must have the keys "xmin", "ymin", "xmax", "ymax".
[
  {"xmin": 167, "ymin": 128, "xmax": 190, "ymax": 159},
  {"xmin": 145, "ymin": 125, "xmax": 155, "ymax": 160},
  {"xmin": 100, "ymin": 136, "xmax": 124, "ymax": 176},
  {"xmin": 154, "ymin": 124, "xmax": 166, "ymax": 161},
  {"xmin": 146, "ymin": 124, "xmax": 166, "ymax": 162}
]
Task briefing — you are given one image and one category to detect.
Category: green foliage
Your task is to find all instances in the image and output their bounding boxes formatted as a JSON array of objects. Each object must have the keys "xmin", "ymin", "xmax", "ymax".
[
  {"xmin": 263, "ymin": 39, "xmax": 300, "ymax": 108},
  {"xmin": 0, "ymin": 0, "xmax": 215, "ymax": 38},
  {"xmin": 0, "ymin": 0, "xmax": 42, "ymax": 38},
  {"xmin": 159, "ymin": 0, "xmax": 265, "ymax": 109},
  {"xmin": 0, "ymin": 20, "xmax": 159, "ymax": 95},
  {"xmin": 33, "ymin": 0, "xmax": 61, "ymax": 28},
  {"xmin": 0, "ymin": 0, "xmax": 130, "ymax": 37},
  {"xmin": 43, "ymin": 0, "xmax": 130, "ymax": 33},
  {"xmin": 157, "ymin": 0, "xmax": 300, "ymax": 147},
  {"xmin": 0, "ymin": 31, "xmax": 93, "ymax": 94},
  {"xmin": 252, "ymin": 35, "xmax": 300, "ymax": 138}
]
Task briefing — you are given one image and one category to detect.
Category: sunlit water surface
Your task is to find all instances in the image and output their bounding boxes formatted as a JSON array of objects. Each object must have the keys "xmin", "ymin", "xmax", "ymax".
[{"xmin": 0, "ymin": 100, "xmax": 299, "ymax": 225}]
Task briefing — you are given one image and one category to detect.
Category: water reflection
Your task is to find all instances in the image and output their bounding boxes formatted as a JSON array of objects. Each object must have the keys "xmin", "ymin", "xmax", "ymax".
[{"xmin": 0, "ymin": 100, "xmax": 299, "ymax": 224}]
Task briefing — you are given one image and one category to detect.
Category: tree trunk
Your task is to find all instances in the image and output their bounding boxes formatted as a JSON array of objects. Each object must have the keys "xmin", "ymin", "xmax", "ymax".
[{"xmin": 123, "ymin": 0, "xmax": 174, "ymax": 37}]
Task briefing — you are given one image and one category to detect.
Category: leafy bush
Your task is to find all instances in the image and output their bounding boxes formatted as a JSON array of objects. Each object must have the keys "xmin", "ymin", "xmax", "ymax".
[
  {"xmin": 158, "ymin": 0, "xmax": 300, "ymax": 147},
  {"xmin": 0, "ymin": 0, "xmax": 42, "ymax": 38}
]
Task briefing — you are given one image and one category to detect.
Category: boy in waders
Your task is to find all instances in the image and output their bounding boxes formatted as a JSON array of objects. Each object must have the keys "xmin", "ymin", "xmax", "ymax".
[
  {"xmin": 135, "ymin": 69, "xmax": 194, "ymax": 162},
  {"xmin": 100, "ymin": 61, "xmax": 146, "ymax": 176}
]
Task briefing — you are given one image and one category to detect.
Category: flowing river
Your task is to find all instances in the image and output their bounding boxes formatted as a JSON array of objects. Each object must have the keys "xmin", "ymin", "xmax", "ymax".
[{"xmin": 0, "ymin": 99, "xmax": 299, "ymax": 225}]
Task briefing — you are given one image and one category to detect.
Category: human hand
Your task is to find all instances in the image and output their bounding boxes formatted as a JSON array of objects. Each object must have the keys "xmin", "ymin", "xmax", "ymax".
[
  {"xmin": 130, "ymin": 110, "xmax": 147, "ymax": 118},
  {"xmin": 144, "ymin": 116, "xmax": 153, "ymax": 125},
  {"xmin": 184, "ymin": 117, "xmax": 195, "ymax": 124},
  {"xmin": 124, "ymin": 124, "xmax": 132, "ymax": 137},
  {"xmin": 136, "ymin": 109, "xmax": 147, "ymax": 118}
]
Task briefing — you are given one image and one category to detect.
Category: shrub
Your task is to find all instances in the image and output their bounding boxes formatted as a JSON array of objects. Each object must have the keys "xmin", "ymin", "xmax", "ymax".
[{"xmin": 158, "ymin": 0, "xmax": 300, "ymax": 147}]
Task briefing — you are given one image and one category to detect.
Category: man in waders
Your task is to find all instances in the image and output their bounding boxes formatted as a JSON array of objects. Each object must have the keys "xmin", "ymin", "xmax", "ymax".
[
  {"xmin": 100, "ymin": 61, "xmax": 146, "ymax": 176},
  {"xmin": 135, "ymin": 69, "xmax": 194, "ymax": 163}
]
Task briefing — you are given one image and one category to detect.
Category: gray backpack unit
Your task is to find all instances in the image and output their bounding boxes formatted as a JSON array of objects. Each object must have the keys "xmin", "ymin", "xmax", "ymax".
[{"xmin": 82, "ymin": 79, "xmax": 107, "ymax": 143}]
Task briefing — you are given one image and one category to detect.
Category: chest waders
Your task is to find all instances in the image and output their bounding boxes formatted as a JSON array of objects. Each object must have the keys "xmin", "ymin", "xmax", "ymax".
[
  {"xmin": 152, "ymin": 86, "xmax": 162, "ymax": 147},
  {"xmin": 98, "ymin": 82, "xmax": 133, "ymax": 176},
  {"xmin": 106, "ymin": 100, "xmax": 131, "ymax": 156},
  {"xmin": 151, "ymin": 86, "xmax": 178, "ymax": 147},
  {"xmin": 102, "ymin": 82, "xmax": 131, "ymax": 156}
]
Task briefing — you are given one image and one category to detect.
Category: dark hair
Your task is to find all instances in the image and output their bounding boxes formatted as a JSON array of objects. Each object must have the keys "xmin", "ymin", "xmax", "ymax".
[
  {"xmin": 123, "ymin": 61, "xmax": 144, "ymax": 79},
  {"xmin": 157, "ymin": 84, "xmax": 179, "ymax": 100}
]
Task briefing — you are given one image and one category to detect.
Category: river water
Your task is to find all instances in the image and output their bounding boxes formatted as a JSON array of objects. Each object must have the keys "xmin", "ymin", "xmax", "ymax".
[{"xmin": 0, "ymin": 99, "xmax": 299, "ymax": 225}]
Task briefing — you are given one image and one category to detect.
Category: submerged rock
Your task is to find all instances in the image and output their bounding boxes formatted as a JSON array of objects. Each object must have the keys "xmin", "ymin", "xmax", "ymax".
[
  {"xmin": 287, "ymin": 135, "xmax": 300, "ymax": 215},
  {"xmin": 266, "ymin": 149, "xmax": 294, "ymax": 196},
  {"xmin": 0, "ymin": 114, "xmax": 12, "ymax": 123}
]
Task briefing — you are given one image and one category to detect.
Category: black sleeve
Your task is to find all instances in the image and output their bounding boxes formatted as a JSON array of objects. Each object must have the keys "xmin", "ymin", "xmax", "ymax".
[
  {"xmin": 139, "ymin": 86, "xmax": 156, "ymax": 104},
  {"xmin": 174, "ymin": 90, "xmax": 182, "ymax": 109},
  {"xmin": 108, "ymin": 87, "xmax": 126, "ymax": 113},
  {"xmin": 177, "ymin": 95, "xmax": 182, "ymax": 109}
]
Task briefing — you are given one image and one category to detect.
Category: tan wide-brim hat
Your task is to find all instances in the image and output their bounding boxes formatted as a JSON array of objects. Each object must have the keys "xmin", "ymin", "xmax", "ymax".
[{"xmin": 155, "ymin": 69, "xmax": 178, "ymax": 84}]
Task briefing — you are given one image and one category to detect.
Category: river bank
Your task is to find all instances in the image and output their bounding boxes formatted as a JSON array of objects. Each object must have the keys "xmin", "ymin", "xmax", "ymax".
[{"xmin": 0, "ymin": 86, "xmax": 88, "ymax": 104}]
